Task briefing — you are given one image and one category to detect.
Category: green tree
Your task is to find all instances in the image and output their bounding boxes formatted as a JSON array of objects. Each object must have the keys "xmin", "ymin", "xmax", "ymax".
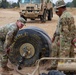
[
  {"xmin": 72, "ymin": 0, "xmax": 76, "ymax": 7},
  {"xmin": 1, "ymin": 0, "xmax": 9, "ymax": 8},
  {"xmin": 12, "ymin": 2, "xmax": 18, "ymax": 8},
  {"xmin": 66, "ymin": 2, "xmax": 73, "ymax": 7},
  {"xmin": 0, "ymin": 3, "xmax": 1, "ymax": 7},
  {"xmin": 17, "ymin": 0, "xmax": 20, "ymax": 7}
]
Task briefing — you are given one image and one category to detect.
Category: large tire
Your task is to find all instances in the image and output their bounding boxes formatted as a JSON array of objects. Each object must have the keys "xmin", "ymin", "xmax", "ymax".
[
  {"xmin": 27, "ymin": 26, "xmax": 52, "ymax": 57},
  {"xmin": 40, "ymin": 10, "xmax": 46, "ymax": 23},
  {"xmin": 48, "ymin": 9, "xmax": 53, "ymax": 21},
  {"xmin": 31, "ymin": 19, "xmax": 35, "ymax": 20},
  {"xmin": 20, "ymin": 15, "xmax": 27, "ymax": 21},
  {"xmin": 40, "ymin": 70, "xmax": 65, "ymax": 75},
  {"xmin": 9, "ymin": 29, "xmax": 41, "ymax": 66},
  {"xmin": 48, "ymin": 70, "xmax": 65, "ymax": 75},
  {"xmin": 26, "ymin": 26, "xmax": 52, "ymax": 57},
  {"xmin": 9, "ymin": 27, "xmax": 52, "ymax": 66}
]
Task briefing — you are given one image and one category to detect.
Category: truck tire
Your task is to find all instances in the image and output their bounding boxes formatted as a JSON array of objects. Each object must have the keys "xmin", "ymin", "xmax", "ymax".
[
  {"xmin": 9, "ymin": 31, "xmax": 41, "ymax": 66},
  {"xmin": 8, "ymin": 27, "xmax": 52, "ymax": 66},
  {"xmin": 20, "ymin": 15, "xmax": 27, "ymax": 21},
  {"xmin": 31, "ymin": 19, "xmax": 35, "ymax": 20},
  {"xmin": 48, "ymin": 70, "xmax": 65, "ymax": 75},
  {"xmin": 26, "ymin": 26, "xmax": 52, "ymax": 58},
  {"xmin": 40, "ymin": 10, "xmax": 46, "ymax": 23},
  {"xmin": 48, "ymin": 9, "xmax": 53, "ymax": 21}
]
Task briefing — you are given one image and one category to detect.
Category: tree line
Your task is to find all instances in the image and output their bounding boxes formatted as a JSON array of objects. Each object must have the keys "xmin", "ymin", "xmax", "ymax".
[
  {"xmin": 0, "ymin": 0, "xmax": 76, "ymax": 8},
  {"xmin": 0, "ymin": 0, "xmax": 19, "ymax": 8}
]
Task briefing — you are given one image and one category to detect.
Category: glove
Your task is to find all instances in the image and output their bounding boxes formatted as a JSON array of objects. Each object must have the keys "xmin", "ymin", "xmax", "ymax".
[
  {"xmin": 52, "ymin": 37, "xmax": 55, "ymax": 43},
  {"xmin": 71, "ymin": 38, "xmax": 76, "ymax": 47},
  {"xmin": 72, "ymin": 38, "xmax": 76, "ymax": 48},
  {"xmin": 57, "ymin": 40, "xmax": 60, "ymax": 46},
  {"xmin": 73, "ymin": 38, "xmax": 76, "ymax": 42},
  {"xmin": 52, "ymin": 35, "xmax": 56, "ymax": 43},
  {"xmin": 6, "ymin": 47, "xmax": 10, "ymax": 54}
]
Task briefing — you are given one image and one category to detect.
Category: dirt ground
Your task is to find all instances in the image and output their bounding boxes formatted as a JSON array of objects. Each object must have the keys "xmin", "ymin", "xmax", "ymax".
[{"xmin": 0, "ymin": 8, "xmax": 76, "ymax": 75}]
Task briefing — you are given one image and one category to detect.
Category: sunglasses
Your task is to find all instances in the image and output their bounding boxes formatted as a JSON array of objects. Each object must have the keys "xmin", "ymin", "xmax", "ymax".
[
  {"xmin": 54, "ymin": 7, "xmax": 59, "ymax": 12},
  {"xmin": 55, "ymin": 9, "xmax": 59, "ymax": 12},
  {"xmin": 23, "ymin": 21, "xmax": 26, "ymax": 24}
]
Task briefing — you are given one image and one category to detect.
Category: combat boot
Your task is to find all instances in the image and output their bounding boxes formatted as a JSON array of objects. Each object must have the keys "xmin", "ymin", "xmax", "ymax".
[
  {"xmin": 47, "ymin": 60, "xmax": 58, "ymax": 70},
  {"xmin": 47, "ymin": 65, "xmax": 57, "ymax": 70},
  {"xmin": 1, "ymin": 66, "xmax": 14, "ymax": 72},
  {"xmin": 0, "ymin": 72, "xmax": 13, "ymax": 75}
]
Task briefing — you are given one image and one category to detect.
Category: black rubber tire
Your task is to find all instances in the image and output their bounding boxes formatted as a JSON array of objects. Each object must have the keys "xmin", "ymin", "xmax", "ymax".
[
  {"xmin": 9, "ymin": 30, "xmax": 41, "ymax": 66},
  {"xmin": 31, "ymin": 19, "xmax": 35, "ymax": 20},
  {"xmin": 48, "ymin": 9, "xmax": 52, "ymax": 21},
  {"xmin": 64, "ymin": 72, "xmax": 75, "ymax": 75},
  {"xmin": 40, "ymin": 10, "xmax": 46, "ymax": 23},
  {"xmin": 8, "ymin": 27, "xmax": 52, "ymax": 66},
  {"xmin": 20, "ymin": 15, "xmax": 27, "ymax": 21},
  {"xmin": 25, "ymin": 26, "xmax": 52, "ymax": 57},
  {"xmin": 40, "ymin": 73, "xmax": 47, "ymax": 75},
  {"xmin": 48, "ymin": 70, "xmax": 65, "ymax": 75}
]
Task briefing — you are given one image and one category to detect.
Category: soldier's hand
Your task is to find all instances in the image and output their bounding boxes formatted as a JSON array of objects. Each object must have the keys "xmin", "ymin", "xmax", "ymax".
[
  {"xmin": 57, "ymin": 41, "xmax": 60, "ymax": 46},
  {"xmin": 72, "ymin": 38, "xmax": 76, "ymax": 48},
  {"xmin": 52, "ymin": 36, "xmax": 55, "ymax": 43},
  {"xmin": 6, "ymin": 47, "xmax": 10, "ymax": 54}
]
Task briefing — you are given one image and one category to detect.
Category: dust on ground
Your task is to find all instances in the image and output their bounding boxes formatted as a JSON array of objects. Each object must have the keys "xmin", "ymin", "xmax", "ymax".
[{"xmin": 0, "ymin": 8, "xmax": 76, "ymax": 75}]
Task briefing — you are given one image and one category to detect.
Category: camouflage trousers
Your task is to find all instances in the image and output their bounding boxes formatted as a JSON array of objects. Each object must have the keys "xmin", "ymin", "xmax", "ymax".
[
  {"xmin": 59, "ymin": 36, "xmax": 74, "ymax": 62},
  {"xmin": 51, "ymin": 36, "xmax": 74, "ymax": 67},
  {"xmin": 0, "ymin": 39, "xmax": 8, "ymax": 68},
  {"xmin": 50, "ymin": 36, "xmax": 60, "ymax": 67}
]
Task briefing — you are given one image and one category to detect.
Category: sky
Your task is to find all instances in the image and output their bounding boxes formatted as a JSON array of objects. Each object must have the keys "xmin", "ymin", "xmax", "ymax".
[{"xmin": 7, "ymin": 0, "xmax": 73, "ymax": 3}]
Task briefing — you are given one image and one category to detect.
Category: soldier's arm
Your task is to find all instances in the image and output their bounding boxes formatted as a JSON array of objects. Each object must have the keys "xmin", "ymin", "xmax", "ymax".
[
  {"xmin": 60, "ymin": 16, "xmax": 75, "ymax": 34},
  {"xmin": 60, "ymin": 17, "xmax": 69, "ymax": 33},
  {"xmin": 52, "ymin": 32, "xmax": 60, "ymax": 42},
  {"xmin": 4, "ymin": 30, "xmax": 15, "ymax": 50},
  {"xmin": 52, "ymin": 24, "xmax": 60, "ymax": 42},
  {"xmin": 72, "ymin": 27, "xmax": 76, "ymax": 47},
  {"xmin": 60, "ymin": 16, "xmax": 76, "ymax": 48}
]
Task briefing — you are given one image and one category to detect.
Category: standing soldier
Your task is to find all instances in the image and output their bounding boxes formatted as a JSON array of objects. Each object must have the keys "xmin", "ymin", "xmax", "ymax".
[
  {"xmin": 47, "ymin": 0, "xmax": 76, "ymax": 70},
  {"xmin": 0, "ymin": 17, "xmax": 26, "ymax": 73}
]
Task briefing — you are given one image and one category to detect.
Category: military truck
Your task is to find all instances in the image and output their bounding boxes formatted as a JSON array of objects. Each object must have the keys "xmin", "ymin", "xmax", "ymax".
[{"xmin": 19, "ymin": 0, "xmax": 53, "ymax": 22}]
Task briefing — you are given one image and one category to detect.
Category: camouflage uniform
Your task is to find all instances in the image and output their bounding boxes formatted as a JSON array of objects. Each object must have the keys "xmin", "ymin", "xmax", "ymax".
[
  {"xmin": 51, "ymin": 19, "xmax": 60, "ymax": 57},
  {"xmin": 59, "ymin": 10, "xmax": 75, "ymax": 59},
  {"xmin": 51, "ymin": 19, "xmax": 60, "ymax": 67},
  {"xmin": 0, "ymin": 23, "xmax": 19, "ymax": 68},
  {"xmin": 51, "ymin": 0, "xmax": 76, "ymax": 68},
  {"xmin": 0, "ymin": 17, "xmax": 26, "ymax": 69}
]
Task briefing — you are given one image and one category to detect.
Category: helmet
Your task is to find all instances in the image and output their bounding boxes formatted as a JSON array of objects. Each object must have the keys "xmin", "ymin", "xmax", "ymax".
[
  {"xmin": 17, "ymin": 17, "xmax": 26, "ymax": 25},
  {"xmin": 55, "ymin": 0, "xmax": 66, "ymax": 9}
]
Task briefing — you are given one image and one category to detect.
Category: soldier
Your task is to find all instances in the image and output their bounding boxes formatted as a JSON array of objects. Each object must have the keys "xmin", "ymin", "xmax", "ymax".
[
  {"xmin": 0, "ymin": 17, "xmax": 26, "ymax": 73},
  {"xmin": 47, "ymin": 0, "xmax": 76, "ymax": 70}
]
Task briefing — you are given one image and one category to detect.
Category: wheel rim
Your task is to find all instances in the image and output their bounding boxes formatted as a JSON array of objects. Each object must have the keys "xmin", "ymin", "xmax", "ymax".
[{"xmin": 20, "ymin": 43, "xmax": 35, "ymax": 59}]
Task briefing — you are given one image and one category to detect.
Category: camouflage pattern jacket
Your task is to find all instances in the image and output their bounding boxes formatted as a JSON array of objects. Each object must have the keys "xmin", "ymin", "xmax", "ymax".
[
  {"xmin": 55, "ymin": 10, "xmax": 76, "ymax": 57},
  {"xmin": 56, "ymin": 10, "xmax": 76, "ymax": 42},
  {"xmin": 0, "ymin": 23, "xmax": 19, "ymax": 50},
  {"xmin": 60, "ymin": 10, "xmax": 75, "ymax": 38}
]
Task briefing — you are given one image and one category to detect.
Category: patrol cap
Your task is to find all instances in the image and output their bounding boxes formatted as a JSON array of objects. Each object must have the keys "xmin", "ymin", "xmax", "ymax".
[
  {"xmin": 17, "ymin": 17, "xmax": 26, "ymax": 25},
  {"xmin": 55, "ymin": 0, "xmax": 66, "ymax": 9}
]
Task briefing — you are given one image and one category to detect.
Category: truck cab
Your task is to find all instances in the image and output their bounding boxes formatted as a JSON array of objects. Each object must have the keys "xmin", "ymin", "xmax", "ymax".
[{"xmin": 19, "ymin": 0, "xmax": 53, "ymax": 22}]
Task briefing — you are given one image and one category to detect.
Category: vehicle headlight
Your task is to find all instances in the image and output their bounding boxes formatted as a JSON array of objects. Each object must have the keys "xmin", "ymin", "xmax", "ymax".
[
  {"xmin": 35, "ymin": 4, "xmax": 38, "ymax": 8},
  {"xmin": 22, "ymin": 11, "xmax": 25, "ymax": 13},
  {"xmin": 35, "ymin": 11, "xmax": 39, "ymax": 13},
  {"xmin": 37, "ymin": 4, "xmax": 41, "ymax": 9}
]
